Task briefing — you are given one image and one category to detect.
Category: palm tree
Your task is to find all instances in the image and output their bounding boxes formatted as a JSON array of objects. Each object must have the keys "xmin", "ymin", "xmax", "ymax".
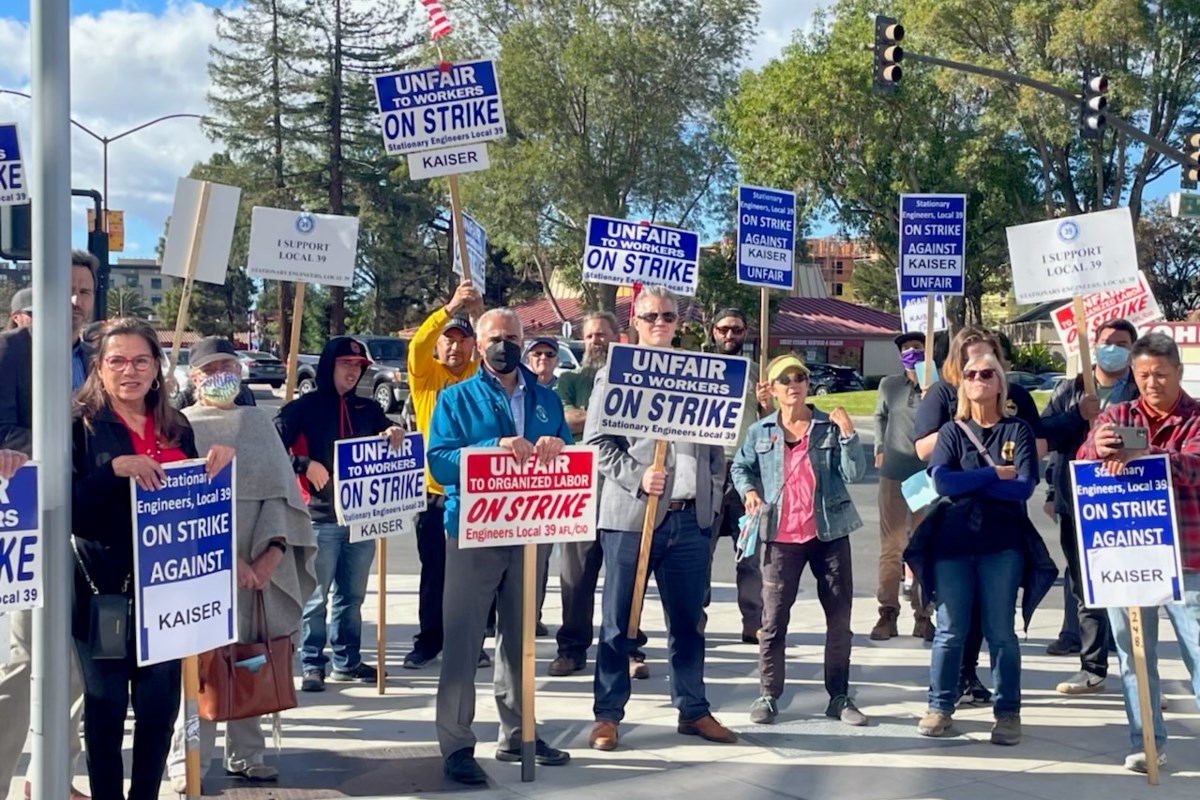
[{"xmin": 108, "ymin": 287, "xmax": 154, "ymax": 319}]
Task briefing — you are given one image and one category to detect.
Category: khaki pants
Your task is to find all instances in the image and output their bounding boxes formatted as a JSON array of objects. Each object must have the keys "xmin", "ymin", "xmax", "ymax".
[{"xmin": 877, "ymin": 477, "xmax": 928, "ymax": 619}]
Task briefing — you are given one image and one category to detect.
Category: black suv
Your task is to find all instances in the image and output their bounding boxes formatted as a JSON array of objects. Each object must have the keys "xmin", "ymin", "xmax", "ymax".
[
  {"xmin": 806, "ymin": 362, "xmax": 865, "ymax": 395},
  {"xmin": 293, "ymin": 335, "xmax": 410, "ymax": 412}
]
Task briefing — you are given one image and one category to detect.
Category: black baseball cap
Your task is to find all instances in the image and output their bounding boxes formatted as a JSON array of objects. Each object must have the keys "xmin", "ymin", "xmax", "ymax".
[
  {"xmin": 442, "ymin": 317, "xmax": 475, "ymax": 338},
  {"xmin": 190, "ymin": 336, "xmax": 241, "ymax": 368},
  {"xmin": 331, "ymin": 337, "xmax": 371, "ymax": 363},
  {"xmin": 894, "ymin": 332, "xmax": 925, "ymax": 349},
  {"xmin": 713, "ymin": 308, "xmax": 747, "ymax": 327}
]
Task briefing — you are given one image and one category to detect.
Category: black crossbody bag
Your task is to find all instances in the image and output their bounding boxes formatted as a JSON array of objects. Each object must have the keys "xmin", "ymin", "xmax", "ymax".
[{"xmin": 72, "ymin": 537, "xmax": 131, "ymax": 660}]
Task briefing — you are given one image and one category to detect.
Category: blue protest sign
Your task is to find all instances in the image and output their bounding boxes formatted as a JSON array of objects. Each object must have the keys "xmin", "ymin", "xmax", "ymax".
[
  {"xmin": 582, "ymin": 216, "xmax": 701, "ymax": 296},
  {"xmin": 0, "ymin": 463, "xmax": 42, "ymax": 611},
  {"xmin": 899, "ymin": 193, "xmax": 966, "ymax": 295},
  {"xmin": 737, "ymin": 185, "xmax": 796, "ymax": 290},
  {"xmin": 596, "ymin": 345, "xmax": 750, "ymax": 447},
  {"xmin": 1069, "ymin": 454, "xmax": 1184, "ymax": 608},
  {"xmin": 133, "ymin": 460, "xmax": 237, "ymax": 666},
  {"xmin": 372, "ymin": 60, "xmax": 507, "ymax": 156},
  {"xmin": 0, "ymin": 123, "xmax": 29, "ymax": 207},
  {"xmin": 334, "ymin": 433, "xmax": 427, "ymax": 543},
  {"xmin": 453, "ymin": 211, "xmax": 488, "ymax": 291}
]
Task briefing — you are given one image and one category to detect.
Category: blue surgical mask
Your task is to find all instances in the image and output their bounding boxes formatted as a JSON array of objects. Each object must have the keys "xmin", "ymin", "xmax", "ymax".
[{"xmin": 1095, "ymin": 344, "xmax": 1131, "ymax": 373}]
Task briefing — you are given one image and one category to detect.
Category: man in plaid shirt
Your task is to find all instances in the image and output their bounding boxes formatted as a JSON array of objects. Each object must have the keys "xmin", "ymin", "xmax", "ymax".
[{"xmin": 1078, "ymin": 332, "xmax": 1200, "ymax": 773}]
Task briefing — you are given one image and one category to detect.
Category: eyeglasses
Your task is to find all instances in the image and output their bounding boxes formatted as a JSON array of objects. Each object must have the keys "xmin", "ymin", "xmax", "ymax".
[
  {"xmin": 775, "ymin": 372, "xmax": 809, "ymax": 386},
  {"xmin": 715, "ymin": 325, "xmax": 745, "ymax": 335},
  {"xmin": 530, "ymin": 350, "xmax": 558, "ymax": 360},
  {"xmin": 963, "ymin": 368, "xmax": 997, "ymax": 381},
  {"xmin": 104, "ymin": 356, "xmax": 156, "ymax": 372},
  {"xmin": 637, "ymin": 312, "xmax": 677, "ymax": 324}
]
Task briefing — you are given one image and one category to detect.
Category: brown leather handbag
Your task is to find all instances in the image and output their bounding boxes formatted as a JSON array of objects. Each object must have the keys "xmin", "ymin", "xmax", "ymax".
[{"xmin": 197, "ymin": 592, "xmax": 297, "ymax": 721}]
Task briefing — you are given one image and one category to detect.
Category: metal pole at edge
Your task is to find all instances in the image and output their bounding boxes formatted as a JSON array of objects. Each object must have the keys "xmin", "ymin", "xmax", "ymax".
[{"xmin": 30, "ymin": 3, "xmax": 74, "ymax": 800}]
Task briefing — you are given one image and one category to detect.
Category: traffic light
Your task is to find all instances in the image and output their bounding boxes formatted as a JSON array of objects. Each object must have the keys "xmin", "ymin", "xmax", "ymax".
[
  {"xmin": 873, "ymin": 15, "xmax": 904, "ymax": 93},
  {"xmin": 1183, "ymin": 126, "xmax": 1200, "ymax": 190},
  {"xmin": 0, "ymin": 203, "xmax": 31, "ymax": 261},
  {"xmin": 1080, "ymin": 72, "xmax": 1108, "ymax": 139}
]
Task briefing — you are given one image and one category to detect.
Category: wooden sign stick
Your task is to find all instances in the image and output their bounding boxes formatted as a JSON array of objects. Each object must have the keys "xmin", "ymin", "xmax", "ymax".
[
  {"xmin": 759, "ymin": 288, "xmax": 770, "ymax": 382},
  {"xmin": 1074, "ymin": 296, "xmax": 1098, "ymax": 397},
  {"xmin": 521, "ymin": 541, "xmax": 537, "ymax": 782},
  {"xmin": 167, "ymin": 181, "xmax": 212, "ymax": 379},
  {"xmin": 923, "ymin": 294, "xmax": 936, "ymax": 389},
  {"xmin": 283, "ymin": 283, "xmax": 307, "ymax": 401},
  {"xmin": 627, "ymin": 440, "xmax": 669, "ymax": 638},
  {"xmin": 1129, "ymin": 607, "xmax": 1160, "ymax": 784}
]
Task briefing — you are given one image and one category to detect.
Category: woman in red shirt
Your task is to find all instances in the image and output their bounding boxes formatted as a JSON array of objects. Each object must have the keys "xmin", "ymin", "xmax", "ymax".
[{"xmin": 71, "ymin": 318, "xmax": 233, "ymax": 800}]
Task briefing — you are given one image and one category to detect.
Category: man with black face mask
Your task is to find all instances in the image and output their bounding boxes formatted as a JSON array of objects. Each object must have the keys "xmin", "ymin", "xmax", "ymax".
[{"xmin": 427, "ymin": 308, "xmax": 574, "ymax": 785}]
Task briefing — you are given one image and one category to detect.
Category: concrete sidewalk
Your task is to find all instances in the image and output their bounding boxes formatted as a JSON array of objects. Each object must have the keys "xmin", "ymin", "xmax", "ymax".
[{"xmin": 14, "ymin": 569, "xmax": 1197, "ymax": 800}]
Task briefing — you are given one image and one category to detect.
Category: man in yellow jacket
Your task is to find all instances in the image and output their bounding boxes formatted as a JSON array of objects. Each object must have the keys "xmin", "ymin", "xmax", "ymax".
[{"xmin": 405, "ymin": 280, "xmax": 485, "ymax": 669}]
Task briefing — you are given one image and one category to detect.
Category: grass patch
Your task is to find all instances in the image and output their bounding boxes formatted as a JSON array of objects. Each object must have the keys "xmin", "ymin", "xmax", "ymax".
[{"xmin": 809, "ymin": 388, "xmax": 1054, "ymax": 416}]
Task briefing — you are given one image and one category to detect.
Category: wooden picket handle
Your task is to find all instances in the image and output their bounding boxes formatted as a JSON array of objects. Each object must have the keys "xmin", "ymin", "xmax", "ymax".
[
  {"xmin": 283, "ymin": 283, "xmax": 307, "ymax": 401},
  {"xmin": 1074, "ymin": 296, "xmax": 1098, "ymax": 397},
  {"xmin": 521, "ymin": 542, "xmax": 537, "ymax": 782},
  {"xmin": 377, "ymin": 538, "xmax": 387, "ymax": 695},
  {"xmin": 628, "ymin": 440, "xmax": 669, "ymax": 638},
  {"xmin": 1128, "ymin": 606, "xmax": 1160, "ymax": 784},
  {"xmin": 182, "ymin": 655, "xmax": 201, "ymax": 799}
]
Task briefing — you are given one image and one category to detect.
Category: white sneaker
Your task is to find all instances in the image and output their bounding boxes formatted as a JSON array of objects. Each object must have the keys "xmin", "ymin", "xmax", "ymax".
[
  {"xmin": 1055, "ymin": 670, "xmax": 1105, "ymax": 695},
  {"xmin": 1123, "ymin": 750, "xmax": 1166, "ymax": 774}
]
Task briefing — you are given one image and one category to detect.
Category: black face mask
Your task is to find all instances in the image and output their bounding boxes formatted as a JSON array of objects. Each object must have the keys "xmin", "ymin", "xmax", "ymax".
[{"xmin": 485, "ymin": 340, "xmax": 522, "ymax": 374}]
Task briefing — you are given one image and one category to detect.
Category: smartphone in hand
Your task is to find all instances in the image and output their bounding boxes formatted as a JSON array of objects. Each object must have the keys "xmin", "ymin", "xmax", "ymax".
[{"xmin": 1111, "ymin": 426, "xmax": 1149, "ymax": 451}]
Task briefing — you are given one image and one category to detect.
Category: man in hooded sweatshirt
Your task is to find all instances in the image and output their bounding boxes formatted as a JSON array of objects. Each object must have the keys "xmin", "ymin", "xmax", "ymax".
[{"xmin": 276, "ymin": 336, "xmax": 405, "ymax": 691}]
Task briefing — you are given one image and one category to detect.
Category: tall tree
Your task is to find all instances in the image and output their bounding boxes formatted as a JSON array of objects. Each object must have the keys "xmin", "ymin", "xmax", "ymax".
[
  {"xmin": 459, "ymin": 0, "xmax": 757, "ymax": 311},
  {"xmin": 1138, "ymin": 200, "xmax": 1200, "ymax": 320},
  {"xmin": 108, "ymin": 287, "xmax": 153, "ymax": 319}
]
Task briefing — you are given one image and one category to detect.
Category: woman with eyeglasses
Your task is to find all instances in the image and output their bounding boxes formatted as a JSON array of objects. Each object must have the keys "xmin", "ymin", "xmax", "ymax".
[
  {"xmin": 906, "ymin": 352, "xmax": 1046, "ymax": 746},
  {"xmin": 732, "ymin": 355, "xmax": 867, "ymax": 727},
  {"xmin": 71, "ymin": 319, "xmax": 234, "ymax": 800}
]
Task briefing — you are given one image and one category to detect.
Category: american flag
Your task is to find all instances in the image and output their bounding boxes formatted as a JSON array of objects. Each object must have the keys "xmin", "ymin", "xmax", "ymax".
[{"xmin": 420, "ymin": 0, "xmax": 453, "ymax": 40}]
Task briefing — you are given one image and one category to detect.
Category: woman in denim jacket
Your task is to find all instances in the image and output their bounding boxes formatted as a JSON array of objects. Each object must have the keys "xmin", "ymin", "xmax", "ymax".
[{"xmin": 732, "ymin": 355, "xmax": 867, "ymax": 726}]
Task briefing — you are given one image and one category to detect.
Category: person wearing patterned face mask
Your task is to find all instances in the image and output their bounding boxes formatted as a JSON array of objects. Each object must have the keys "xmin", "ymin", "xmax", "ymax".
[
  {"xmin": 172, "ymin": 337, "xmax": 257, "ymax": 411},
  {"xmin": 1040, "ymin": 318, "xmax": 1139, "ymax": 696}
]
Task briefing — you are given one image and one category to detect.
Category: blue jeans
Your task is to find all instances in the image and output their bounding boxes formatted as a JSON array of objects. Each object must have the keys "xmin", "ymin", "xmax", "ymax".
[
  {"xmin": 594, "ymin": 508, "xmax": 711, "ymax": 723},
  {"xmin": 302, "ymin": 522, "xmax": 377, "ymax": 673},
  {"xmin": 929, "ymin": 549, "xmax": 1023, "ymax": 715},
  {"xmin": 1107, "ymin": 572, "xmax": 1200, "ymax": 750}
]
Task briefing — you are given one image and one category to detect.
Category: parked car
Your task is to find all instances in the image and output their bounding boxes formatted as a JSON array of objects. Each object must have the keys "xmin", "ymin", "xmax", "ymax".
[
  {"xmin": 292, "ymin": 335, "xmax": 410, "ymax": 413},
  {"xmin": 806, "ymin": 362, "xmax": 866, "ymax": 395},
  {"xmin": 1036, "ymin": 371, "xmax": 1066, "ymax": 390},
  {"xmin": 552, "ymin": 339, "xmax": 583, "ymax": 378},
  {"xmin": 238, "ymin": 350, "xmax": 286, "ymax": 388},
  {"xmin": 1006, "ymin": 370, "xmax": 1044, "ymax": 390},
  {"xmin": 160, "ymin": 348, "xmax": 191, "ymax": 403}
]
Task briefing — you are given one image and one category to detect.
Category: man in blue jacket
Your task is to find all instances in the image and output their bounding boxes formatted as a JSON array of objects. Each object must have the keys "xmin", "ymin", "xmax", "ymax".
[{"xmin": 428, "ymin": 307, "xmax": 573, "ymax": 785}]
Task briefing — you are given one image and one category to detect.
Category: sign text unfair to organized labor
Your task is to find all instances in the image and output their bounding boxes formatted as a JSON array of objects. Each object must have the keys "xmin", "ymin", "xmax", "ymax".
[
  {"xmin": 0, "ymin": 463, "xmax": 41, "ymax": 612},
  {"xmin": 899, "ymin": 194, "xmax": 966, "ymax": 295},
  {"xmin": 737, "ymin": 185, "xmax": 796, "ymax": 290},
  {"xmin": 334, "ymin": 433, "xmax": 427, "ymax": 543},
  {"xmin": 133, "ymin": 460, "xmax": 238, "ymax": 666},
  {"xmin": 373, "ymin": 60, "xmax": 507, "ymax": 156},
  {"xmin": 597, "ymin": 345, "xmax": 750, "ymax": 447},
  {"xmin": 1070, "ymin": 455, "xmax": 1184, "ymax": 609},
  {"xmin": 582, "ymin": 216, "xmax": 701, "ymax": 296},
  {"xmin": 1052, "ymin": 271, "xmax": 1163, "ymax": 356}
]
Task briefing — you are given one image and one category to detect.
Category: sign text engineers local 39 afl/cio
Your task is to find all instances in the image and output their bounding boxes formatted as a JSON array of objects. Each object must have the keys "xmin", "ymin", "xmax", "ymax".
[
  {"xmin": 372, "ymin": 60, "xmax": 507, "ymax": 156},
  {"xmin": 582, "ymin": 216, "xmax": 701, "ymax": 296},
  {"xmin": 899, "ymin": 194, "xmax": 966, "ymax": 295}
]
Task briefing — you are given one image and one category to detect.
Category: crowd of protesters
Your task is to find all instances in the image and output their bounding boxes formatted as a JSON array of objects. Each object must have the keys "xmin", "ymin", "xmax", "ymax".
[{"xmin": 0, "ymin": 262, "xmax": 1198, "ymax": 796}]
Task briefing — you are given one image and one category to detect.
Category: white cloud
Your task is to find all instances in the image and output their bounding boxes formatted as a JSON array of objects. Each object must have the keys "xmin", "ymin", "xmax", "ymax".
[{"xmin": 747, "ymin": 0, "xmax": 826, "ymax": 68}]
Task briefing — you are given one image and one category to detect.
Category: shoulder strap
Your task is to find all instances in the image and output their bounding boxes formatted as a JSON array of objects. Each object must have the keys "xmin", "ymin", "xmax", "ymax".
[{"xmin": 955, "ymin": 420, "xmax": 996, "ymax": 467}]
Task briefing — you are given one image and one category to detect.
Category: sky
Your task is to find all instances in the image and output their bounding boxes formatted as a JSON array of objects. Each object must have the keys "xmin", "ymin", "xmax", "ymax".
[{"xmin": 0, "ymin": 0, "xmax": 825, "ymax": 261}]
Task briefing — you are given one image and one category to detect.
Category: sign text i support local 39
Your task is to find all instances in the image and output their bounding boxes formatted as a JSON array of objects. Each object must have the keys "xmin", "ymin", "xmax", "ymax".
[
  {"xmin": 372, "ymin": 60, "xmax": 507, "ymax": 156},
  {"xmin": 899, "ymin": 194, "xmax": 966, "ymax": 295},
  {"xmin": 737, "ymin": 185, "xmax": 796, "ymax": 290}
]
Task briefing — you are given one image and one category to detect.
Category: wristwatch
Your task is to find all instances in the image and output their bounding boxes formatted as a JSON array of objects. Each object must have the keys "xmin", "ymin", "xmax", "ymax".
[{"xmin": 268, "ymin": 540, "xmax": 288, "ymax": 555}]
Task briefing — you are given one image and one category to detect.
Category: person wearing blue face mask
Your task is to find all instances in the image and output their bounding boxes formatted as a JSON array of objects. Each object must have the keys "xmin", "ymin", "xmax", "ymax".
[{"xmin": 1040, "ymin": 318, "xmax": 1138, "ymax": 696}]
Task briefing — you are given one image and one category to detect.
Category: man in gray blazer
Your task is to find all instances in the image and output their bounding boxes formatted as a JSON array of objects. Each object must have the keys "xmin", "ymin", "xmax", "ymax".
[{"xmin": 584, "ymin": 285, "xmax": 737, "ymax": 752}]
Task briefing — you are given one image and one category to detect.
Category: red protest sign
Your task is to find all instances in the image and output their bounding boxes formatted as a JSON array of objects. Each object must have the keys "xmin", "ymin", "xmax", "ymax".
[
  {"xmin": 1052, "ymin": 271, "xmax": 1163, "ymax": 355},
  {"xmin": 457, "ymin": 446, "xmax": 598, "ymax": 549}
]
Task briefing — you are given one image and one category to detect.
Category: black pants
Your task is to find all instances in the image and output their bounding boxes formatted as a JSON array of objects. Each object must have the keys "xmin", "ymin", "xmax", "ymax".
[
  {"xmin": 412, "ymin": 494, "xmax": 447, "ymax": 657},
  {"xmin": 1060, "ymin": 514, "xmax": 1110, "ymax": 676},
  {"xmin": 759, "ymin": 537, "xmax": 853, "ymax": 700},
  {"xmin": 555, "ymin": 537, "xmax": 647, "ymax": 662},
  {"xmin": 73, "ymin": 639, "xmax": 180, "ymax": 800}
]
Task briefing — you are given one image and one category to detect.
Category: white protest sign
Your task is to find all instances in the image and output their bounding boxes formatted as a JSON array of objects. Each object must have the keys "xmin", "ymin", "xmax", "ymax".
[
  {"xmin": 1007, "ymin": 207, "xmax": 1140, "ymax": 304},
  {"xmin": 247, "ymin": 207, "xmax": 360, "ymax": 287},
  {"xmin": 133, "ymin": 460, "xmax": 237, "ymax": 666},
  {"xmin": 595, "ymin": 345, "xmax": 750, "ymax": 447},
  {"xmin": 1051, "ymin": 271, "xmax": 1164, "ymax": 355},
  {"xmin": 160, "ymin": 178, "xmax": 242, "ymax": 285},
  {"xmin": 1070, "ymin": 455, "xmax": 1184, "ymax": 608},
  {"xmin": 457, "ymin": 447, "xmax": 598, "ymax": 549},
  {"xmin": 895, "ymin": 270, "xmax": 946, "ymax": 333},
  {"xmin": 0, "ymin": 463, "xmax": 42, "ymax": 611},
  {"xmin": 333, "ymin": 433, "xmax": 427, "ymax": 543},
  {"xmin": 452, "ymin": 211, "xmax": 487, "ymax": 290},
  {"xmin": 407, "ymin": 143, "xmax": 491, "ymax": 180},
  {"xmin": 372, "ymin": 60, "xmax": 507, "ymax": 156},
  {"xmin": 582, "ymin": 216, "xmax": 701, "ymax": 296},
  {"xmin": 0, "ymin": 123, "xmax": 29, "ymax": 207}
]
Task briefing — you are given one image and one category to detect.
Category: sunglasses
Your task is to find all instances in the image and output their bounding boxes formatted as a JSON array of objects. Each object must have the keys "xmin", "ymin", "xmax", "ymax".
[
  {"xmin": 775, "ymin": 372, "xmax": 809, "ymax": 386},
  {"xmin": 637, "ymin": 312, "xmax": 677, "ymax": 324},
  {"xmin": 715, "ymin": 325, "xmax": 745, "ymax": 335},
  {"xmin": 963, "ymin": 368, "xmax": 998, "ymax": 381},
  {"xmin": 530, "ymin": 350, "xmax": 558, "ymax": 359}
]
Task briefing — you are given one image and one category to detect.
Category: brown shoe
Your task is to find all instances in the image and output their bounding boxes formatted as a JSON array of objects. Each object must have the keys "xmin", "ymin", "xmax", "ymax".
[
  {"xmin": 913, "ymin": 617, "xmax": 935, "ymax": 642},
  {"xmin": 590, "ymin": 720, "xmax": 618, "ymax": 751},
  {"xmin": 678, "ymin": 714, "xmax": 738, "ymax": 743},
  {"xmin": 869, "ymin": 608, "xmax": 899, "ymax": 640},
  {"xmin": 629, "ymin": 657, "xmax": 650, "ymax": 680}
]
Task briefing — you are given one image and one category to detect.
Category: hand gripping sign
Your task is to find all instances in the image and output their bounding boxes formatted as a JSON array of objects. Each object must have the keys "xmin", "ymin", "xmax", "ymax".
[{"xmin": 333, "ymin": 433, "xmax": 427, "ymax": 543}]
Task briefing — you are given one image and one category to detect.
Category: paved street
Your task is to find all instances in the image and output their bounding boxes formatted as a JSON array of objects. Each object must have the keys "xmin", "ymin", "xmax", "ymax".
[{"xmin": 20, "ymin": 397, "xmax": 1191, "ymax": 800}]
